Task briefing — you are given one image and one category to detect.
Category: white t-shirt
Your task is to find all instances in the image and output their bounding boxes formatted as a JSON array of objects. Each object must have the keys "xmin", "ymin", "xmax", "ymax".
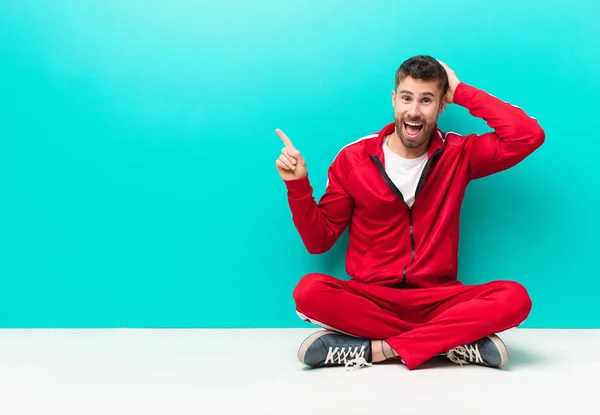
[{"xmin": 383, "ymin": 136, "xmax": 428, "ymax": 207}]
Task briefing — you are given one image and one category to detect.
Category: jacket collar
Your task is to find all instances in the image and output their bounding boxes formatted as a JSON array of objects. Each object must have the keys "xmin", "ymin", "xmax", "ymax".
[{"xmin": 368, "ymin": 122, "xmax": 446, "ymax": 164}]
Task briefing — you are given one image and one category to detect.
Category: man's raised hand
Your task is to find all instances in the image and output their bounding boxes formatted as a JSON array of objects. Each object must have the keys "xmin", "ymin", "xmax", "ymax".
[
  {"xmin": 437, "ymin": 60, "xmax": 460, "ymax": 104},
  {"xmin": 275, "ymin": 128, "xmax": 307, "ymax": 181}
]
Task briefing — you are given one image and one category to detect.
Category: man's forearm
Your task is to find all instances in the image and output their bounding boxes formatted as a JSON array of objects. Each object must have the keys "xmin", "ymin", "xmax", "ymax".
[
  {"xmin": 285, "ymin": 175, "xmax": 353, "ymax": 255},
  {"xmin": 453, "ymin": 82, "xmax": 545, "ymax": 145}
]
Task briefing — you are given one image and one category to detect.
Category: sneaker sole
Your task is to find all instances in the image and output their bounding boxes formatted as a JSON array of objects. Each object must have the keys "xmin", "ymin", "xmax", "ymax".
[
  {"xmin": 297, "ymin": 330, "xmax": 334, "ymax": 365},
  {"xmin": 488, "ymin": 334, "xmax": 509, "ymax": 367}
]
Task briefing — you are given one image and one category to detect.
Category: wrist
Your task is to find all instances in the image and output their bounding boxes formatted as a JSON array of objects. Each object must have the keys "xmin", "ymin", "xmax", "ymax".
[{"xmin": 451, "ymin": 82, "xmax": 471, "ymax": 106}]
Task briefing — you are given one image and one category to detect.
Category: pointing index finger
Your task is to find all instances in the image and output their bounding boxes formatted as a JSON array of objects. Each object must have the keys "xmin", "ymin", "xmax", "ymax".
[{"xmin": 275, "ymin": 128, "xmax": 294, "ymax": 149}]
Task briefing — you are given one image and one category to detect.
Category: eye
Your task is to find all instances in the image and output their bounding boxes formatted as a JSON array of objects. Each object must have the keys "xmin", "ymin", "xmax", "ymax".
[
  {"xmin": 401, "ymin": 96, "xmax": 411, "ymax": 102},
  {"xmin": 423, "ymin": 98, "xmax": 432, "ymax": 104}
]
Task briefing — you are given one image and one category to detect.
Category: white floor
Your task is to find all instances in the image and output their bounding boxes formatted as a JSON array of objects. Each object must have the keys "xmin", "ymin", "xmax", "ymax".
[{"xmin": 0, "ymin": 328, "xmax": 598, "ymax": 414}]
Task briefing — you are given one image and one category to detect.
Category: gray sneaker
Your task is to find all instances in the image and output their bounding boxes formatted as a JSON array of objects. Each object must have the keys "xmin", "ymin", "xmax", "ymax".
[
  {"xmin": 446, "ymin": 334, "xmax": 509, "ymax": 368},
  {"xmin": 297, "ymin": 330, "xmax": 372, "ymax": 370}
]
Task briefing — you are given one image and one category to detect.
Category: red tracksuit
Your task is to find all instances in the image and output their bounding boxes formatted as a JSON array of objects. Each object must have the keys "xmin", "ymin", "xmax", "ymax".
[{"xmin": 285, "ymin": 82, "xmax": 545, "ymax": 369}]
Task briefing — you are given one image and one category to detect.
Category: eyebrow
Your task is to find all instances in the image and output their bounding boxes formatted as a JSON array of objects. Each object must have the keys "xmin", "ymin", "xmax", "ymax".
[{"xmin": 398, "ymin": 90, "xmax": 436, "ymax": 97}]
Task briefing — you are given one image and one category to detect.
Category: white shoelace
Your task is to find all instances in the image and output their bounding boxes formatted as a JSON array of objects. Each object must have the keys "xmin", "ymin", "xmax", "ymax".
[
  {"xmin": 324, "ymin": 345, "xmax": 372, "ymax": 371},
  {"xmin": 345, "ymin": 356, "xmax": 372, "ymax": 371},
  {"xmin": 447, "ymin": 343, "xmax": 483, "ymax": 366}
]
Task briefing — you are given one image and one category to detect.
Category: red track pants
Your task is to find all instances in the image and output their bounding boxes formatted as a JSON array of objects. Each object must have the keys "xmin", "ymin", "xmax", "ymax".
[{"xmin": 293, "ymin": 273, "xmax": 532, "ymax": 370}]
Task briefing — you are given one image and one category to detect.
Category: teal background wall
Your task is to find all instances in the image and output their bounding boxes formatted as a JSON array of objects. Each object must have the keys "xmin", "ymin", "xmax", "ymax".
[{"xmin": 0, "ymin": 0, "xmax": 598, "ymax": 328}]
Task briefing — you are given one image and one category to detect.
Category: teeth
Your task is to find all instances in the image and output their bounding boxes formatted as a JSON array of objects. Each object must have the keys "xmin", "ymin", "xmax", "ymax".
[{"xmin": 405, "ymin": 122, "xmax": 423, "ymax": 127}]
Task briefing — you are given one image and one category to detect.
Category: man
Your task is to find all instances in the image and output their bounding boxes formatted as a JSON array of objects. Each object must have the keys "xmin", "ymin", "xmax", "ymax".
[{"xmin": 275, "ymin": 56, "xmax": 544, "ymax": 371}]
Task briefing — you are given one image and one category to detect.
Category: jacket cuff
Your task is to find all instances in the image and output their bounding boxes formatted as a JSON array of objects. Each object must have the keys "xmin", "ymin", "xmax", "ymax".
[
  {"xmin": 452, "ymin": 82, "xmax": 476, "ymax": 107},
  {"xmin": 284, "ymin": 175, "xmax": 313, "ymax": 199}
]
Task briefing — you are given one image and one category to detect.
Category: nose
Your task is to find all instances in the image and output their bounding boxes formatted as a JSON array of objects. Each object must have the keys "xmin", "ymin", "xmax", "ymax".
[{"xmin": 407, "ymin": 102, "xmax": 421, "ymax": 119}]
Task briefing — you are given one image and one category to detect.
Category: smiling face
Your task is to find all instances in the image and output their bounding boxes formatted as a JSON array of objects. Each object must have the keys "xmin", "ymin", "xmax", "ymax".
[
  {"xmin": 392, "ymin": 76, "xmax": 446, "ymax": 152},
  {"xmin": 389, "ymin": 55, "xmax": 449, "ymax": 158}
]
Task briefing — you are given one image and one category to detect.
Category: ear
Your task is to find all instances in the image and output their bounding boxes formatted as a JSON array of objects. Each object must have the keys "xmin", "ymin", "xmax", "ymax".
[
  {"xmin": 391, "ymin": 90, "xmax": 396, "ymax": 109},
  {"xmin": 438, "ymin": 95, "xmax": 447, "ymax": 114}
]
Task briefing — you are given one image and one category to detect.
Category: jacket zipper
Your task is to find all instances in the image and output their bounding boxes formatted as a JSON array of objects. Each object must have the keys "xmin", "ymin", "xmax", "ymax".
[{"xmin": 370, "ymin": 148, "xmax": 443, "ymax": 284}]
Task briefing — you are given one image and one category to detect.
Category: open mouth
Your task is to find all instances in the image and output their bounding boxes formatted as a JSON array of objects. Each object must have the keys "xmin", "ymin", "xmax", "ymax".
[{"xmin": 403, "ymin": 121, "xmax": 424, "ymax": 138}]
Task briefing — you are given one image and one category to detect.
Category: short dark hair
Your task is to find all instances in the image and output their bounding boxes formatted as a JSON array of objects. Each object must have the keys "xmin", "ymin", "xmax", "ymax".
[{"xmin": 395, "ymin": 55, "xmax": 448, "ymax": 98}]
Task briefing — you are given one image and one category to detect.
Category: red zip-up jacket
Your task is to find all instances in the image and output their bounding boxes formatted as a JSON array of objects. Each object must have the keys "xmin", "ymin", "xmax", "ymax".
[{"xmin": 284, "ymin": 82, "xmax": 545, "ymax": 288}]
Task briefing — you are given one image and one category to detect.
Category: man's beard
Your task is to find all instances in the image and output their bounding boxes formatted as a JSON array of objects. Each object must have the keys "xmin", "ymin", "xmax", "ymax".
[{"xmin": 395, "ymin": 116, "xmax": 436, "ymax": 149}]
